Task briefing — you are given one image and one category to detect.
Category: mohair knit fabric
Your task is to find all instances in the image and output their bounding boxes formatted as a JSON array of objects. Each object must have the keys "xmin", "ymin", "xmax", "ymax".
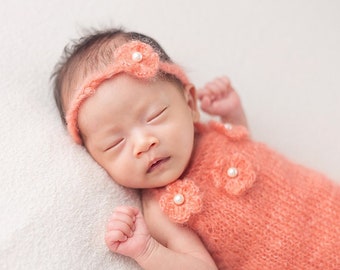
[{"xmin": 156, "ymin": 121, "xmax": 340, "ymax": 269}]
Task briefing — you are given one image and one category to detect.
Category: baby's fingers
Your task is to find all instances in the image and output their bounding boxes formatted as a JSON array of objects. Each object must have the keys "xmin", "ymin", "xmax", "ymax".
[
  {"xmin": 106, "ymin": 216, "xmax": 135, "ymax": 238},
  {"xmin": 105, "ymin": 230, "xmax": 128, "ymax": 252},
  {"xmin": 107, "ymin": 206, "xmax": 137, "ymax": 231},
  {"xmin": 214, "ymin": 76, "xmax": 232, "ymax": 93},
  {"xmin": 108, "ymin": 207, "xmax": 136, "ymax": 224},
  {"xmin": 198, "ymin": 76, "xmax": 231, "ymax": 99},
  {"xmin": 106, "ymin": 227, "xmax": 129, "ymax": 242},
  {"xmin": 105, "ymin": 206, "xmax": 139, "ymax": 252}
]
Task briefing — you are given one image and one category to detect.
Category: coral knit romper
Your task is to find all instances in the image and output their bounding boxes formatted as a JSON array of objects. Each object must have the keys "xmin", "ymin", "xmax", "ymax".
[{"xmin": 154, "ymin": 121, "xmax": 340, "ymax": 270}]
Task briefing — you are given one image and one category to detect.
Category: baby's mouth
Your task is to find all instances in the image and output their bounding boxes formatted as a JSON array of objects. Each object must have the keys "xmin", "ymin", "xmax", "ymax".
[{"xmin": 147, "ymin": 157, "xmax": 170, "ymax": 173}]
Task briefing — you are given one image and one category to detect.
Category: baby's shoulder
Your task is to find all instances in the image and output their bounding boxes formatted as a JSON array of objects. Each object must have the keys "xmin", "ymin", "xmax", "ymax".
[{"xmin": 197, "ymin": 120, "xmax": 250, "ymax": 141}]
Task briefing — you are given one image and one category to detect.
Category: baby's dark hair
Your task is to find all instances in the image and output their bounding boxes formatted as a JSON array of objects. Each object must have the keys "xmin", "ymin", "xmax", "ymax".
[{"xmin": 51, "ymin": 27, "xmax": 174, "ymax": 124}]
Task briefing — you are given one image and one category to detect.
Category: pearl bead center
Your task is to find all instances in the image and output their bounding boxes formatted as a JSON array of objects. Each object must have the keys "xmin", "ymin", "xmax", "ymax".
[
  {"xmin": 227, "ymin": 167, "xmax": 238, "ymax": 178},
  {"xmin": 173, "ymin": 194, "xmax": 185, "ymax": 205},
  {"xmin": 132, "ymin": 52, "xmax": 143, "ymax": 62},
  {"xmin": 224, "ymin": 123, "xmax": 233, "ymax": 130}
]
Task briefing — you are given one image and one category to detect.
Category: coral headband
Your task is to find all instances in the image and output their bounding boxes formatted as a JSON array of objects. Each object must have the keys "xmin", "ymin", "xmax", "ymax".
[{"xmin": 66, "ymin": 40, "xmax": 190, "ymax": 144}]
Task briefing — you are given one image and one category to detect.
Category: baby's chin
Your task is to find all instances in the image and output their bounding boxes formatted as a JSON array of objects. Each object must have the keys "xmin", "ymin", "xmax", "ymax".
[{"xmin": 144, "ymin": 175, "xmax": 181, "ymax": 189}]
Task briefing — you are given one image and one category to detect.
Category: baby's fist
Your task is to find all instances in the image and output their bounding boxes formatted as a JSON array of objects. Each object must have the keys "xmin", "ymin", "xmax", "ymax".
[
  {"xmin": 105, "ymin": 206, "xmax": 151, "ymax": 259},
  {"xmin": 198, "ymin": 76, "xmax": 248, "ymax": 127}
]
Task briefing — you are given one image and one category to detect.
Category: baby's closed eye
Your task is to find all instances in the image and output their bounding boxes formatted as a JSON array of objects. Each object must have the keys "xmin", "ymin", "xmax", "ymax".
[
  {"xmin": 104, "ymin": 138, "xmax": 125, "ymax": 152},
  {"xmin": 147, "ymin": 107, "xmax": 168, "ymax": 124}
]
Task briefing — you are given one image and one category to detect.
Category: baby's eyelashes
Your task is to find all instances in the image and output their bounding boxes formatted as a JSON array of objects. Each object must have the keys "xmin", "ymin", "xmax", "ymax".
[
  {"xmin": 146, "ymin": 107, "xmax": 168, "ymax": 124},
  {"xmin": 104, "ymin": 138, "xmax": 124, "ymax": 152}
]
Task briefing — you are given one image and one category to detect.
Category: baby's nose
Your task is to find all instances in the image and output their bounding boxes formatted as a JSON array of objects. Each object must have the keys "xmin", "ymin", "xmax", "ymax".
[{"xmin": 133, "ymin": 133, "xmax": 159, "ymax": 158}]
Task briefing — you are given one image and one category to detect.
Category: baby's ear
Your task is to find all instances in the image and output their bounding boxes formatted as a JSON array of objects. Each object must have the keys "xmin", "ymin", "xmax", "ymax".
[{"xmin": 184, "ymin": 84, "xmax": 200, "ymax": 122}]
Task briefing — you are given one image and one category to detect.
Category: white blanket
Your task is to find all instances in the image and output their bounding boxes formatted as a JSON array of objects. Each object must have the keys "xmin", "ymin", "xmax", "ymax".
[{"xmin": 1, "ymin": 1, "xmax": 339, "ymax": 269}]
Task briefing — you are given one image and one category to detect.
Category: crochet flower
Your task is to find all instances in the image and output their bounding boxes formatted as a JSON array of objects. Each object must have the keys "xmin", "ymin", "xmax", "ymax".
[
  {"xmin": 211, "ymin": 121, "xmax": 249, "ymax": 141},
  {"xmin": 212, "ymin": 153, "xmax": 256, "ymax": 196},
  {"xmin": 113, "ymin": 41, "xmax": 160, "ymax": 79},
  {"xmin": 159, "ymin": 179, "xmax": 202, "ymax": 224}
]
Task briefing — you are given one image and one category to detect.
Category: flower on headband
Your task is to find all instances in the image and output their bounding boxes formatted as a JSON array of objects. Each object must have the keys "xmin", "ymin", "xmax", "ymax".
[{"xmin": 113, "ymin": 41, "xmax": 160, "ymax": 79}]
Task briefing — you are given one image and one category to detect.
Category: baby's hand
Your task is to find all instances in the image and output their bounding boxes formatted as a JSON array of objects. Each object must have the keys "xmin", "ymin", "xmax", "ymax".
[
  {"xmin": 198, "ymin": 76, "xmax": 248, "ymax": 127},
  {"xmin": 105, "ymin": 206, "xmax": 151, "ymax": 259}
]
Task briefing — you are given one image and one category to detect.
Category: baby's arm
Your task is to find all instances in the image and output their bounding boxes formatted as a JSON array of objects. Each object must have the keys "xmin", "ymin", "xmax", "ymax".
[
  {"xmin": 105, "ymin": 196, "xmax": 217, "ymax": 270},
  {"xmin": 198, "ymin": 76, "xmax": 248, "ymax": 127}
]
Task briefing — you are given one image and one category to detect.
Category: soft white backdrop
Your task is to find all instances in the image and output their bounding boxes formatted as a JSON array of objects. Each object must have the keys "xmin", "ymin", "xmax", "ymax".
[{"xmin": 1, "ymin": 0, "xmax": 339, "ymax": 269}]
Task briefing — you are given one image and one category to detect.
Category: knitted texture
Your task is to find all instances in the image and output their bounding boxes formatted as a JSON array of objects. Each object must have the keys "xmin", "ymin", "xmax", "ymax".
[{"xmin": 156, "ymin": 121, "xmax": 340, "ymax": 269}]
